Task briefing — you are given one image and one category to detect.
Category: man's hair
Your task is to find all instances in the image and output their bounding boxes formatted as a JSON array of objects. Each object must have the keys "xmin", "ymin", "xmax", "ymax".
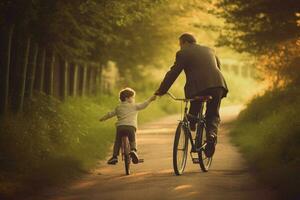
[
  {"xmin": 119, "ymin": 87, "xmax": 135, "ymax": 102},
  {"xmin": 179, "ymin": 33, "xmax": 196, "ymax": 44}
]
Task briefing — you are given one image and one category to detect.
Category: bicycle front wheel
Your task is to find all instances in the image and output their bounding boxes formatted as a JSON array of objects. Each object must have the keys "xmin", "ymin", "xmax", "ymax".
[
  {"xmin": 173, "ymin": 122, "xmax": 188, "ymax": 175},
  {"xmin": 122, "ymin": 137, "xmax": 131, "ymax": 175},
  {"xmin": 197, "ymin": 123, "xmax": 212, "ymax": 172}
]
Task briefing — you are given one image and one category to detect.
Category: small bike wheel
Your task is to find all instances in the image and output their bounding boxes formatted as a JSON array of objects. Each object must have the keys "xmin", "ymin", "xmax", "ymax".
[
  {"xmin": 173, "ymin": 122, "xmax": 188, "ymax": 175},
  {"xmin": 197, "ymin": 123, "xmax": 212, "ymax": 172},
  {"xmin": 124, "ymin": 154, "xmax": 130, "ymax": 175},
  {"xmin": 122, "ymin": 137, "xmax": 131, "ymax": 175}
]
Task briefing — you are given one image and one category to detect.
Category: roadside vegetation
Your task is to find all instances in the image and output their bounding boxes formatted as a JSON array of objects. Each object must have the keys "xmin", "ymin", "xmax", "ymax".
[
  {"xmin": 230, "ymin": 85, "xmax": 300, "ymax": 198},
  {"xmin": 0, "ymin": 90, "xmax": 178, "ymax": 199},
  {"xmin": 215, "ymin": 0, "xmax": 300, "ymax": 199}
]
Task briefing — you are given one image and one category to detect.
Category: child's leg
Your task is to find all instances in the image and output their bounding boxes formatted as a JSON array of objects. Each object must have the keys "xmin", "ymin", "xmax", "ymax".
[
  {"xmin": 128, "ymin": 130, "xmax": 137, "ymax": 151},
  {"xmin": 112, "ymin": 129, "xmax": 121, "ymax": 157}
]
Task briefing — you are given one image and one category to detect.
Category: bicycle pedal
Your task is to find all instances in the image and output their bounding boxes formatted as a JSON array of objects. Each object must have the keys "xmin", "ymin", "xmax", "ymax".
[
  {"xmin": 138, "ymin": 158, "xmax": 144, "ymax": 163},
  {"xmin": 192, "ymin": 158, "xmax": 199, "ymax": 164}
]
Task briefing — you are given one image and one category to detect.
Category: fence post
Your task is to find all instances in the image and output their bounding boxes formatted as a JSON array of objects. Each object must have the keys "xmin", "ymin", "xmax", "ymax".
[
  {"xmin": 48, "ymin": 52, "xmax": 55, "ymax": 96},
  {"xmin": 39, "ymin": 48, "xmax": 46, "ymax": 93},
  {"xmin": 82, "ymin": 64, "xmax": 87, "ymax": 96},
  {"xmin": 89, "ymin": 67, "xmax": 94, "ymax": 95},
  {"xmin": 62, "ymin": 60, "xmax": 69, "ymax": 100},
  {"xmin": 18, "ymin": 37, "xmax": 31, "ymax": 112},
  {"xmin": 28, "ymin": 43, "xmax": 39, "ymax": 99},
  {"xmin": 73, "ymin": 63, "xmax": 78, "ymax": 96},
  {"xmin": 1, "ymin": 25, "xmax": 14, "ymax": 113}
]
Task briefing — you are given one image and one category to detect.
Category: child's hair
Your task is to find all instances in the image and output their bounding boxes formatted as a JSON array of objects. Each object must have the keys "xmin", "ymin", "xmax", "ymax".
[{"xmin": 119, "ymin": 87, "xmax": 135, "ymax": 102}]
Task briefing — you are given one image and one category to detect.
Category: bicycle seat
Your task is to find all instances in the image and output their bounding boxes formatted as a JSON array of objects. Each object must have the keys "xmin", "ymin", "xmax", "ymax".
[{"xmin": 193, "ymin": 95, "xmax": 213, "ymax": 102}]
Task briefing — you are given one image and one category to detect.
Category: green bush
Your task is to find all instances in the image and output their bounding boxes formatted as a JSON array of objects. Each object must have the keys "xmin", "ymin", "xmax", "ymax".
[
  {"xmin": 231, "ymin": 85, "xmax": 300, "ymax": 199},
  {"xmin": 0, "ymin": 92, "xmax": 178, "ymax": 198}
]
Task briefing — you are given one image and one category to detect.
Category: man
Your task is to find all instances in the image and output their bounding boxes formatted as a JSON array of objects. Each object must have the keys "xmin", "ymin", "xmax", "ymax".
[{"xmin": 155, "ymin": 33, "xmax": 228, "ymax": 157}]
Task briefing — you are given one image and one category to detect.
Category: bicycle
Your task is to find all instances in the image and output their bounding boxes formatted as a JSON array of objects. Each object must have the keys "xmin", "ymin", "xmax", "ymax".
[
  {"xmin": 120, "ymin": 132, "xmax": 131, "ymax": 175},
  {"xmin": 166, "ymin": 92, "xmax": 214, "ymax": 175}
]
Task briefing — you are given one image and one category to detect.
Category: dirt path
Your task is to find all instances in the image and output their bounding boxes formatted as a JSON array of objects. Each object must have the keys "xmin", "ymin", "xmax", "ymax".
[{"xmin": 36, "ymin": 105, "xmax": 277, "ymax": 200}]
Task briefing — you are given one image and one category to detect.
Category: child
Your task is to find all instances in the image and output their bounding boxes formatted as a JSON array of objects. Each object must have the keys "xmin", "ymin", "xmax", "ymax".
[{"xmin": 99, "ymin": 87, "xmax": 156, "ymax": 165}]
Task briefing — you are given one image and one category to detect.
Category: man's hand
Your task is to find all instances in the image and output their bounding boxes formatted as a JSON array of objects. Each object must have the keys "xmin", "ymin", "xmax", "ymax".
[
  {"xmin": 99, "ymin": 118, "xmax": 105, "ymax": 122},
  {"xmin": 149, "ymin": 95, "xmax": 157, "ymax": 101},
  {"xmin": 154, "ymin": 90, "xmax": 164, "ymax": 96}
]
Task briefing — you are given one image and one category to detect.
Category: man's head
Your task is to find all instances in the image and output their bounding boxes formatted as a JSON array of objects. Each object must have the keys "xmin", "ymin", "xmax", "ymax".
[
  {"xmin": 119, "ymin": 87, "xmax": 136, "ymax": 103},
  {"xmin": 179, "ymin": 33, "xmax": 196, "ymax": 49}
]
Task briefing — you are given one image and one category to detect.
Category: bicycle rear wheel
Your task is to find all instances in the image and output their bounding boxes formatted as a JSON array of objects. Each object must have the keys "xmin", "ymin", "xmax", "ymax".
[
  {"xmin": 124, "ymin": 154, "xmax": 130, "ymax": 175},
  {"xmin": 173, "ymin": 122, "xmax": 188, "ymax": 175},
  {"xmin": 197, "ymin": 123, "xmax": 212, "ymax": 172},
  {"xmin": 122, "ymin": 137, "xmax": 131, "ymax": 175}
]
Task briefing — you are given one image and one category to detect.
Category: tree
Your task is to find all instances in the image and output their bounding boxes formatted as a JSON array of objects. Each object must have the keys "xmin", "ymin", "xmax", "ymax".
[
  {"xmin": 215, "ymin": 0, "xmax": 300, "ymax": 86},
  {"xmin": 215, "ymin": 0, "xmax": 300, "ymax": 54}
]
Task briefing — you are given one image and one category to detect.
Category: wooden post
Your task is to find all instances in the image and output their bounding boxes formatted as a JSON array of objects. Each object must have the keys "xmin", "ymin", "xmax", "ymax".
[
  {"xmin": 18, "ymin": 37, "xmax": 31, "ymax": 112},
  {"xmin": 62, "ymin": 60, "xmax": 69, "ymax": 100},
  {"xmin": 82, "ymin": 64, "xmax": 87, "ymax": 96},
  {"xmin": 39, "ymin": 48, "xmax": 46, "ymax": 93},
  {"xmin": 89, "ymin": 67, "xmax": 94, "ymax": 95},
  {"xmin": 48, "ymin": 52, "xmax": 55, "ymax": 96},
  {"xmin": 1, "ymin": 25, "xmax": 14, "ymax": 113},
  {"xmin": 95, "ymin": 67, "xmax": 100, "ymax": 95},
  {"xmin": 73, "ymin": 63, "xmax": 78, "ymax": 96},
  {"xmin": 28, "ymin": 43, "xmax": 39, "ymax": 99}
]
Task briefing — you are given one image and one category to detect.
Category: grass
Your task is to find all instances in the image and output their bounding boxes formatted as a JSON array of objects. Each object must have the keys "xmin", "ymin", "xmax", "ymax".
[
  {"xmin": 230, "ymin": 85, "xmax": 300, "ymax": 199},
  {"xmin": 0, "ymin": 91, "xmax": 178, "ymax": 199}
]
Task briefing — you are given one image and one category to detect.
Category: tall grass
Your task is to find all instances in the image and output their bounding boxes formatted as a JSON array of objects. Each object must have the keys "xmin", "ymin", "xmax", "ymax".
[
  {"xmin": 0, "ymin": 91, "xmax": 178, "ymax": 198},
  {"xmin": 230, "ymin": 85, "xmax": 300, "ymax": 199}
]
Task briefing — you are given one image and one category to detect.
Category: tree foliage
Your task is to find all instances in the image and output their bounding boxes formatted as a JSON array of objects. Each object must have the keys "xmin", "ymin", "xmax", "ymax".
[
  {"xmin": 215, "ymin": 0, "xmax": 300, "ymax": 54},
  {"xmin": 215, "ymin": 0, "xmax": 300, "ymax": 87}
]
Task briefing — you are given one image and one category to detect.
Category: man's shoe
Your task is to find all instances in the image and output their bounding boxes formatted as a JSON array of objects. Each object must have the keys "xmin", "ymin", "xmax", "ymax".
[
  {"xmin": 204, "ymin": 134, "xmax": 217, "ymax": 157},
  {"xmin": 130, "ymin": 150, "xmax": 139, "ymax": 164},
  {"xmin": 107, "ymin": 156, "xmax": 118, "ymax": 165}
]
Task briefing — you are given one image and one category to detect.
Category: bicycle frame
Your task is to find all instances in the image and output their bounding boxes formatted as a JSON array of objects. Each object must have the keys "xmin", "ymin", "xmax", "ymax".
[
  {"xmin": 167, "ymin": 92, "xmax": 208, "ymax": 153},
  {"xmin": 167, "ymin": 92, "xmax": 213, "ymax": 173}
]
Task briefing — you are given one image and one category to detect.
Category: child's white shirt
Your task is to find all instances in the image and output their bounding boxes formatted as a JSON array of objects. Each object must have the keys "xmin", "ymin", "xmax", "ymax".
[{"xmin": 101, "ymin": 98, "xmax": 152, "ymax": 129}]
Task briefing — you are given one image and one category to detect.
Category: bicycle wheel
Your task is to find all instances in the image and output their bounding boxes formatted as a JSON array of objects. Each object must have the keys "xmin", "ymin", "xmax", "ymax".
[
  {"xmin": 122, "ymin": 137, "xmax": 131, "ymax": 175},
  {"xmin": 173, "ymin": 122, "xmax": 188, "ymax": 175},
  {"xmin": 196, "ymin": 123, "xmax": 212, "ymax": 172},
  {"xmin": 124, "ymin": 154, "xmax": 130, "ymax": 175}
]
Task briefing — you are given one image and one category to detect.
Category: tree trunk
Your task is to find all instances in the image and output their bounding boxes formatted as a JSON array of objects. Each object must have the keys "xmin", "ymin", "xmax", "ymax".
[
  {"xmin": 98, "ymin": 64, "xmax": 103, "ymax": 94},
  {"xmin": 73, "ymin": 64, "xmax": 78, "ymax": 97},
  {"xmin": 89, "ymin": 67, "xmax": 94, "ymax": 95},
  {"xmin": 95, "ymin": 67, "xmax": 100, "ymax": 96},
  {"xmin": 28, "ymin": 43, "xmax": 39, "ymax": 99},
  {"xmin": 1, "ymin": 25, "xmax": 14, "ymax": 113},
  {"xmin": 62, "ymin": 60, "xmax": 69, "ymax": 100},
  {"xmin": 39, "ymin": 48, "xmax": 46, "ymax": 93},
  {"xmin": 18, "ymin": 37, "xmax": 31, "ymax": 112},
  {"xmin": 48, "ymin": 52, "xmax": 55, "ymax": 96},
  {"xmin": 82, "ymin": 65, "xmax": 88, "ymax": 96}
]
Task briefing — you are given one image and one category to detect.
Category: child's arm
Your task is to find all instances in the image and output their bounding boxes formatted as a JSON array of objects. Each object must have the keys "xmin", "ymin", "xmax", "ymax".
[
  {"xmin": 135, "ymin": 95, "xmax": 156, "ymax": 111},
  {"xmin": 99, "ymin": 110, "xmax": 116, "ymax": 122}
]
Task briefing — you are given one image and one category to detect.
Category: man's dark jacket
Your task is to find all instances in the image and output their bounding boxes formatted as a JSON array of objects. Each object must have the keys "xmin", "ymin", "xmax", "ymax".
[{"xmin": 156, "ymin": 44, "xmax": 228, "ymax": 98}]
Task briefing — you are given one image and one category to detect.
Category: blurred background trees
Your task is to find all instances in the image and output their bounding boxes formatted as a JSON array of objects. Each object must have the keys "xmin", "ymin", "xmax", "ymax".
[{"xmin": 215, "ymin": 0, "xmax": 300, "ymax": 87}]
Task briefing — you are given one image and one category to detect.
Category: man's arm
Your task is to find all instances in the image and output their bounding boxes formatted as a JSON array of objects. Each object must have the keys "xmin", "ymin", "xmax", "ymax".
[
  {"xmin": 155, "ymin": 51, "xmax": 185, "ymax": 96},
  {"xmin": 99, "ymin": 109, "xmax": 116, "ymax": 121},
  {"xmin": 135, "ymin": 96, "xmax": 156, "ymax": 111},
  {"xmin": 216, "ymin": 56, "xmax": 221, "ymax": 70}
]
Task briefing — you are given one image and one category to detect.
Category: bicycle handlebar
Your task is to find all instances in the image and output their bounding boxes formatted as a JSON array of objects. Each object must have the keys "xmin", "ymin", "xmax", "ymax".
[
  {"xmin": 166, "ymin": 92, "xmax": 194, "ymax": 102},
  {"xmin": 166, "ymin": 92, "xmax": 212, "ymax": 102}
]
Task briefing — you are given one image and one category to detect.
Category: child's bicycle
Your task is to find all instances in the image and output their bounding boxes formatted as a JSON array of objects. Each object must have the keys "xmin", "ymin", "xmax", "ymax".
[
  {"xmin": 120, "ymin": 132, "xmax": 144, "ymax": 175},
  {"xmin": 166, "ymin": 92, "xmax": 214, "ymax": 175},
  {"xmin": 120, "ymin": 132, "xmax": 131, "ymax": 175}
]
